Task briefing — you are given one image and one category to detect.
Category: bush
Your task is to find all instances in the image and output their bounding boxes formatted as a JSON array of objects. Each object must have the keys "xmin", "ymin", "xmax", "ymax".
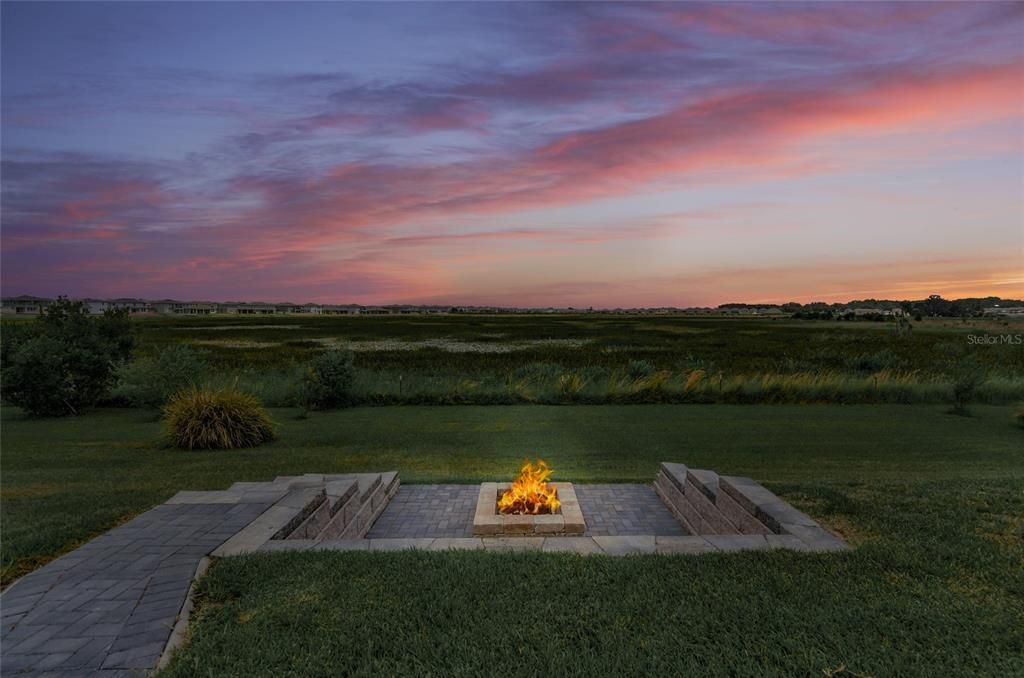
[
  {"xmin": 557, "ymin": 372, "xmax": 586, "ymax": 400},
  {"xmin": 1015, "ymin": 404, "xmax": 1024, "ymax": 429},
  {"xmin": 950, "ymin": 369, "xmax": 985, "ymax": 416},
  {"xmin": 1, "ymin": 299, "xmax": 134, "ymax": 416},
  {"xmin": 626, "ymin": 360, "xmax": 655, "ymax": 380},
  {"xmin": 113, "ymin": 345, "xmax": 206, "ymax": 408},
  {"xmin": 163, "ymin": 388, "xmax": 275, "ymax": 450},
  {"xmin": 511, "ymin": 362, "xmax": 562, "ymax": 382},
  {"xmin": 299, "ymin": 350, "xmax": 356, "ymax": 410},
  {"xmin": 845, "ymin": 350, "xmax": 907, "ymax": 374}
]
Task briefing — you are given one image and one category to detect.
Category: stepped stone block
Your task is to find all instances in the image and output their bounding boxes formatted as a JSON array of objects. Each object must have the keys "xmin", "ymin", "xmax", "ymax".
[
  {"xmin": 686, "ymin": 468, "xmax": 720, "ymax": 502},
  {"xmin": 719, "ymin": 476, "xmax": 781, "ymax": 517},
  {"xmin": 654, "ymin": 464, "xmax": 848, "ymax": 551},
  {"xmin": 653, "ymin": 472, "xmax": 698, "ymax": 534},
  {"xmin": 716, "ymin": 489, "xmax": 771, "ymax": 535},
  {"xmin": 287, "ymin": 478, "xmax": 358, "ymax": 540},
  {"xmin": 325, "ymin": 478, "xmax": 358, "ymax": 507},
  {"xmin": 380, "ymin": 471, "xmax": 400, "ymax": 498},
  {"xmin": 271, "ymin": 488, "xmax": 327, "ymax": 539},
  {"xmin": 659, "ymin": 462, "xmax": 688, "ymax": 491},
  {"xmin": 219, "ymin": 471, "xmax": 403, "ymax": 544},
  {"xmin": 684, "ymin": 477, "xmax": 738, "ymax": 534},
  {"xmin": 355, "ymin": 474, "xmax": 382, "ymax": 503}
]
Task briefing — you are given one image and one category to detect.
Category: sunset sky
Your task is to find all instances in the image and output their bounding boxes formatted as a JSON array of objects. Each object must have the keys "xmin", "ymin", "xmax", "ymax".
[{"xmin": 2, "ymin": 1, "xmax": 1022, "ymax": 307}]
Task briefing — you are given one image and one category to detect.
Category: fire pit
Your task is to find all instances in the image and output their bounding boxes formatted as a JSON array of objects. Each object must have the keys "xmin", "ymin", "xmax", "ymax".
[{"xmin": 473, "ymin": 459, "xmax": 585, "ymax": 536}]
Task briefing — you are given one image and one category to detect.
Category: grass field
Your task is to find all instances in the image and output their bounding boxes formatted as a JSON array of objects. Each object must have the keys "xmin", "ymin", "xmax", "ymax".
[
  {"xmin": 7, "ymin": 312, "xmax": 1004, "ymax": 374},
  {"xmin": 3, "ymin": 315, "xmax": 1022, "ymax": 674},
  {"xmin": 6, "ymin": 314, "xmax": 1023, "ymax": 409},
  {"xmin": 3, "ymin": 403, "xmax": 1021, "ymax": 581},
  {"xmin": 3, "ymin": 403, "xmax": 1022, "ymax": 675}
]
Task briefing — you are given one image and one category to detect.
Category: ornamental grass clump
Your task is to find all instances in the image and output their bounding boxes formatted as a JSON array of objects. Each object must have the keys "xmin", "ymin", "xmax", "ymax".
[{"xmin": 163, "ymin": 388, "xmax": 275, "ymax": 450}]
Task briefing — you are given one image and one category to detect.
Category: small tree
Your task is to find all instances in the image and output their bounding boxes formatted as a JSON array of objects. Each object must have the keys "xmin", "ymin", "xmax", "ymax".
[
  {"xmin": 299, "ymin": 350, "xmax": 356, "ymax": 410},
  {"xmin": 113, "ymin": 344, "xmax": 206, "ymax": 409},
  {"xmin": 1, "ymin": 298, "xmax": 134, "ymax": 416},
  {"xmin": 950, "ymin": 368, "xmax": 984, "ymax": 417}
]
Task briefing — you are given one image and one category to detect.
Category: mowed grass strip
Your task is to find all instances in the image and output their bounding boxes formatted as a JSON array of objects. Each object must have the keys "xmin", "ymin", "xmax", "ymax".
[{"xmin": 163, "ymin": 478, "xmax": 1023, "ymax": 677}]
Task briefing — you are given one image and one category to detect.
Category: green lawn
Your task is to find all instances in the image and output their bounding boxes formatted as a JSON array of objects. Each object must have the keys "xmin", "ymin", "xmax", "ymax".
[
  {"xmin": 3, "ymin": 404, "xmax": 1023, "ymax": 675},
  {"xmin": 2, "ymin": 403, "xmax": 1021, "ymax": 584}
]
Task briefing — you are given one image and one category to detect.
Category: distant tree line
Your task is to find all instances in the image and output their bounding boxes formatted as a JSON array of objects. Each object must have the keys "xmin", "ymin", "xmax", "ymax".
[{"xmin": 729, "ymin": 296, "xmax": 1024, "ymax": 320}]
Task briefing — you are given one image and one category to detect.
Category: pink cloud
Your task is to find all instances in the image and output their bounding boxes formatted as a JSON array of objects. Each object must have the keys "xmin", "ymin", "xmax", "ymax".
[{"xmin": 5, "ymin": 51, "xmax": 1022, "ymax": 305}]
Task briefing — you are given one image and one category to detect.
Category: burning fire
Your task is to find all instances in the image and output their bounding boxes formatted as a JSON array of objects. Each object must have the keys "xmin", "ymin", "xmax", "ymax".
[{"xmin": 497, "ymin": 458, "xmax": 561, "ymax": 515}]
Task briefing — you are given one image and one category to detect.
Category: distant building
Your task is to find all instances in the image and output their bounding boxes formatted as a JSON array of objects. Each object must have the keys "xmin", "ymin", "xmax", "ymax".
[
  {"xmin": 0, "ymin": 295, "xmax": 51, "ymax": 315},
  {"xmin": 983, "ymin": 306, "xmax": 1024, "ymax": 316},
  {"xmin": 171, "ymin": 302, "xmax": 215, "ymax": 315}
]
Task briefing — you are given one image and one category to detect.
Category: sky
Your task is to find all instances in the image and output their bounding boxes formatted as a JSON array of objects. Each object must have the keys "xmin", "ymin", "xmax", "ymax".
[{"xmin": 2, "ymin": 1, "xmax": 1022, "ymax": 307}]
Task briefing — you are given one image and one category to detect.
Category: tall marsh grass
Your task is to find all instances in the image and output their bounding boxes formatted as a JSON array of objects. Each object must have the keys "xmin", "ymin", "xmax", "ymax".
[
  {"xmin": 290, "ymin": 366, "xmax": 1024, "ymax": 406},
  {"xmin": 117, "ymin": 357, "xmax": 1024, "ymax": 410}
]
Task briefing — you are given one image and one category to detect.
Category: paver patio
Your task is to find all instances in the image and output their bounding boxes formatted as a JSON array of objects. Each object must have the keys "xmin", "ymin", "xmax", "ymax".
[
  {"xmin": 368, "ymin": 483, "xmax": 686, "ymax": 538},
  {"xmin": 1, "ymin": 466, "xmax": 846, "ymax": 676}
]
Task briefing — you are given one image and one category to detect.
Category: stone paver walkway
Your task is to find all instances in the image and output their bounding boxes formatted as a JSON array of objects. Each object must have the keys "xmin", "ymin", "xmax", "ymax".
[
  {"xmin": 367, "ymin": 485, "xmax": 477, "ymax": 538},
  {"xmin": 576, "ymin": 484, "xmax": 687, "ymax": 536},
  {"xmin": 367, "ymin": 483, "xmax": 686, "ymax": 538},
  {"xmin": 1, "ymin": 500, "xmax": 270, "ymax": 677}
]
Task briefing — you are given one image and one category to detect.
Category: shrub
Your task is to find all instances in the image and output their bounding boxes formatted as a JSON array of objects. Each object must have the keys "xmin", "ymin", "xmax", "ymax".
[
  {"xmin": 950, "ymin": 369, "xmax": 985, "ymax": 416},
  {"xmin": 683, "ymin": 369, "xmax": 706, "ymax": 393},
  {"xmin": 113, "ymin": 345, "xmax": 206, "ymax": 408},
  {"xmin": 1015, "ymin": 404, "xmax": 1024, "ymax": 429},
  {"xmin": 511, "ymin": 362, "xmax": 562, "ymax": 382},
  {"xmin": 299, "ymin": 350, "xmax": 356, "ymax": 410},
  {"xmin": 1, "ymin": 299, "xmax": 134, "ymax": 416},
  {"xmin": 557, "ymin": 372, "xmax": 586, "ymax": 400},
  {"xmin": 626, "ymin": 360, "xmax": 655, "ymax": 380},
  {"xmin": 163, "ymin": 388, "xmax": 275, "ymax": 450},
  {"xmin": 845, "ymin": 350, "xmax": 907, "ymax": 374}
]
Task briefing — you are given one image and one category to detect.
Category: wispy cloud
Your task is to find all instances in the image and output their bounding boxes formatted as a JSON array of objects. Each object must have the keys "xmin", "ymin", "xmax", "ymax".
[{"xmin": 2, "ymin": 2, "xmax": 1022, "ymax": 304}]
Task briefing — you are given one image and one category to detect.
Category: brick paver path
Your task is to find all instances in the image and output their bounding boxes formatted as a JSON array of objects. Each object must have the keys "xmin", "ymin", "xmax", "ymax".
[
  {"xmin": 367, "ymin": 485, "xmax": 477, "ymax": 538},
  {"xmin": 0, "ymin": 501, "xmax": 270, "ymax": 677},
  {"xmin": 576, "ymin": 484, "xmax": 687, "ymax": 536},
  {"xmin": 368, "ymin": 483, "xmax": 687, "ymax": 538}
]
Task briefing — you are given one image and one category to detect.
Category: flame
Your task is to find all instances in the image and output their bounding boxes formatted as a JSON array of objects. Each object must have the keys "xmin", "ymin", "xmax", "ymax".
[{"xmin": 497, "ymin": 458, "xmax": 561, "ymax": 515}]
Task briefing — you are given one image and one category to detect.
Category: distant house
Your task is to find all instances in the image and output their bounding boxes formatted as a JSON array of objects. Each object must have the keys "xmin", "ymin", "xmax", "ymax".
[
  {"xmin": 983, "ymin": 306, "xmax": 1024, "ymax": 316},
  {"xmin": 322, "ymin": 305, "xmax": 360, "ymax": 315},
  {"xmin": 172, "ymin": 302, "xmax": 215, "ymax": 315},
  {"xmin": 151, "ymin": 300, "xmax": 177, "ymax": 314},
  {"xmin": 109, "ymin": 298, "xmax": 153, "ymax": 314},
  {"xmin": 0, "ymin": 295, "xmax": 51, "ymax": 315},
  {"xmin": 235, "ymin": 303, "xmax": 276, "ymax": 315},
  {"xmin": 83, "ymin": 299, "xmax": 112, "ymax": 315},
  {"xmin": 842, "ymin": 307, "xmax": 901, "ymax": 318}
]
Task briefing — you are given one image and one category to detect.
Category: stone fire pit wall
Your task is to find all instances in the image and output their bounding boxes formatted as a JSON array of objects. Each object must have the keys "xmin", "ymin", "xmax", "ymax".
[
  {"xmin": 654, "ymin": 462, "xmax": 843, "ymax": 550},
  {"xmin": 473, "ymin": 482, "xmax": 585, "ymax": 536}
]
